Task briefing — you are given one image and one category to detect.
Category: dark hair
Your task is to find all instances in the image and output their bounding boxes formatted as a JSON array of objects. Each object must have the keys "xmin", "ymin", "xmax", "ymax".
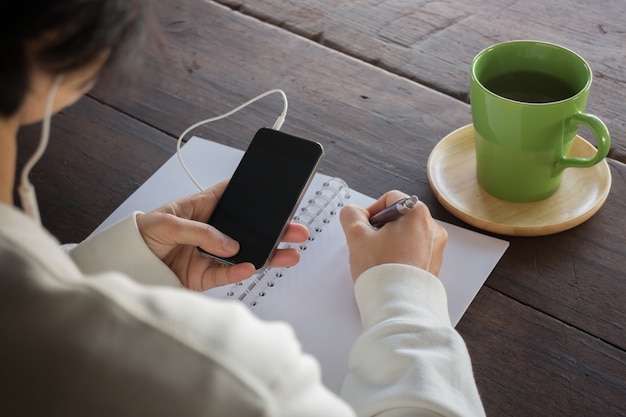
[{"xmin": 0, "ymin": 0, "xmax": 151, "ymax": 117}]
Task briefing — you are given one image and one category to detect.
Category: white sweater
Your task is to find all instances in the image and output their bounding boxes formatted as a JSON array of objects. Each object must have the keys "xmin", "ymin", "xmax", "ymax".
[{"xmin": 0, "ymin": 203, "xmax": 485, "ymax": 416}]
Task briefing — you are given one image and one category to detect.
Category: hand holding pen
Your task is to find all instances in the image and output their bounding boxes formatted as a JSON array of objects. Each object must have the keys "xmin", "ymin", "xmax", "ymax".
[
  {"xmin": 369, "ymin": 195, "xmax": 419, "ymax": 228},
  {"xmin": 339, "ymin": 191, "xmax": 448, "ymax": 280}
]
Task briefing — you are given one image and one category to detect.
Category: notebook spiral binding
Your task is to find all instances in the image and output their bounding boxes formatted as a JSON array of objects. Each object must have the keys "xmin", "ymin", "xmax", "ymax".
[{"xmin": 226, "ymin": 178, "xmax": 351, "ymax": 307}]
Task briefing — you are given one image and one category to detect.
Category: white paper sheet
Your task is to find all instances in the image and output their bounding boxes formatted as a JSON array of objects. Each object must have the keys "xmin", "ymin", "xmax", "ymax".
[{"xmin": 94, "ymin": 136, "xmax": 509, "ymax": 393}]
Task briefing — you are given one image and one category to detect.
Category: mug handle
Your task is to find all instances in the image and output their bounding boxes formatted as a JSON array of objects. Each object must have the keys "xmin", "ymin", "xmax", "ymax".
[{"xmin": 557, "ymin": 113, "xmax": 611, "ymax": 169}]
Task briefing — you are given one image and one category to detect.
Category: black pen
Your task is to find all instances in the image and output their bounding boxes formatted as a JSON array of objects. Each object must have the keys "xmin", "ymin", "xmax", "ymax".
[{"xmin": 369, "ymin": 195, "xmax": 419, "ymax": 228}]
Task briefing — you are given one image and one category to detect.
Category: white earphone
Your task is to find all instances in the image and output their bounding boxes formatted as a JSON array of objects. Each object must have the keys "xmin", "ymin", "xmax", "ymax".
[
  {"xmin": 176, "ymin": 89, "xmax": 288, "ymax": 191},
  {"xmin": 19, "ymin": 75, "xmax": 63, "ymax": 224},
  {"xmin": 18, "ymin": 80, "xmax": 288, "ymax": 224}
]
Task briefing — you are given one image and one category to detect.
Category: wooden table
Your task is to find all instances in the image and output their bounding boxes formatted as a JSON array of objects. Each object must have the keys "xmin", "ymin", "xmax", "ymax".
[{"xmin": 16, "ymin": 1, "xmax": 625, "ymax": 415}]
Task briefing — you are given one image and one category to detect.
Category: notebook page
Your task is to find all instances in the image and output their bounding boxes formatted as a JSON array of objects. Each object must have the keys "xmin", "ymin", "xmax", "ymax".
[
  {"xmin": 93, "ymin": 136, "xmax": 509, "ymax": 393},
  {"xmin": 90, "ymin": 137, "xmax": 242, "ymax": 236}
]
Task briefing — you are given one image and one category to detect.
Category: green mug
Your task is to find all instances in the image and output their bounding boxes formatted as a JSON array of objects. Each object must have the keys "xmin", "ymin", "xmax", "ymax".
[{"xmin": 470, "ymin": 40, "xmax": 611, "ymax": 202}]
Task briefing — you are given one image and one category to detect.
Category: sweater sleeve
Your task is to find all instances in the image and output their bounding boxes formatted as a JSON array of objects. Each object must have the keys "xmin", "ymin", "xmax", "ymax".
[
  {"xmin": 67, "ymin": 212, "xmax": 182, "ymax": 287},
  {"xmin": 340, "ymin": 264, "xmax": 486, "ymax": 417}
]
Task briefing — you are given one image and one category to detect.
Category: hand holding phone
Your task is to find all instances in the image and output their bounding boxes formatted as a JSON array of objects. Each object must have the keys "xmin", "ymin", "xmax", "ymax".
[
  {"xmin": 137, "ymin": 179, "xmax": 310, "ymax": 291},
  {"xmin": 199, "ymin": 128, "xmax": 324, "ymax": 271}
]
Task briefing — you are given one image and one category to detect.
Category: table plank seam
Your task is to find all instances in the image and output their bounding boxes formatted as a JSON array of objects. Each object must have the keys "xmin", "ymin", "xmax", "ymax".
[
  {"xmin": 211, "ymin": 0, "xmax": 625, "ymax": 164},
  {"xmin": 86, "ymin": 94, "xmax": 178, "ymax": 142},
  {"xmin": 482, "ymin": 285, "xmax": 624, "ymax": 352},
  {"xmin": 79, "ymin": 94, "xmax": 625, "ymax": 355},
  {"xmin": 212, "ymin": 0, "xmax": 470, "ymax": 104}
]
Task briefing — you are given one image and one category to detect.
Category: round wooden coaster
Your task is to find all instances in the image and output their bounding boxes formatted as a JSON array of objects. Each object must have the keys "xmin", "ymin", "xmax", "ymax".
[{"xmin": 427, "ymin": 124, "xmax": 612, "ymax": 236}]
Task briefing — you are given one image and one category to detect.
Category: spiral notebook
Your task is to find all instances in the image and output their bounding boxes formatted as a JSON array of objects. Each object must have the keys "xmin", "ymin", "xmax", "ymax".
[
  {"xmin": 211, "ymin": 176, "xmax": 352, "ymax": 306},
  {"xmin": 93, "ymin": 135, "xmax": 509, "ymax": 394}
]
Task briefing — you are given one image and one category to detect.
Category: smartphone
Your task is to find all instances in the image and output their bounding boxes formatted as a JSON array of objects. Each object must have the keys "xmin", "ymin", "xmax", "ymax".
[{"xmin": 199, "ymin": 128, "xmax": 324, "ymax": 271}]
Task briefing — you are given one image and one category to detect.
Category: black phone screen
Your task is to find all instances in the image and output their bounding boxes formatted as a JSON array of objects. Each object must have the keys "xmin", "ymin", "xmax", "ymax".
[{"xmin": 201, "ymin": 128, "xmax": 324, "ymax": 270}]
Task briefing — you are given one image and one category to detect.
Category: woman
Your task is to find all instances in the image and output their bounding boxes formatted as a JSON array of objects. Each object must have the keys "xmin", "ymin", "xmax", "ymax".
[{"xmin": 0, "ymin": 1, "xmax": 485, "ymax": 416}]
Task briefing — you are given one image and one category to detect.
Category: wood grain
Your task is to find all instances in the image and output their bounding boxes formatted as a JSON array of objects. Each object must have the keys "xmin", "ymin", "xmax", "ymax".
[
  {"xmin": 13, "ymin": 0, "xmax": 625, "ymax": 415},
  {"xmin": 87, "ymin": 0, "xmax": 626, "ymax": 350},
  {"xmin": 15, "ymin": 97, "xmax": 176, "ymax": 243},
  {"xmin": 459, "ymin": 287, "xmax": 626, "ymax": 417},
  {"xmin": 427, "ymin": 125, "xmax": 612, "ymax": 236},
  {"xmin": 215, "ymin": 0, "xmax": 626, "ymax": 162}
]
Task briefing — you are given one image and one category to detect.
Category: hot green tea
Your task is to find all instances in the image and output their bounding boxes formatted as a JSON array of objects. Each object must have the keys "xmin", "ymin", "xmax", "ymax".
[{"xmin": 483, "ymin": 70, "xmax": 577, "ymax": 103}]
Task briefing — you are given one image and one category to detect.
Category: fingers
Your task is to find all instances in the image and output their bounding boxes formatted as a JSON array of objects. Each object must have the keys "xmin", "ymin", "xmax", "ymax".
[
  {"xmin": 365, "ymin": 190, "xmax": 410, "ymax": 217},
  {"xmin": 183, "ymin": 180, "xmax": 229, "ymax": 221},
  {"xmin": 144, "ymin": 181, "xmax": 313, "ymax": 292},
  {"xmin": 340, "ymin": 190, "xmax": 449, "ymax": 280},
  {"xmin": 269, "ymin": 247, "xmax": 301, "ymax": 268},
  {"xmin": 339, "ymin": 203, "xmax": 371, "ymax": 236},
  {"xmin": 392, "ymin": 202, "xmax": 448, "ymax": 276},
  {"xmin": 191, "ymin": 245, "xmax": 302, "ymax": 292},
  {"xmin": 161, "ymin": 214, "xmax": 240, "ymax": 257},
  {"xmin": 194, "ymin": 262, "xmax": 256, "ymax": 291},
  {"xmin": 282, "ymin": 222, "xmax": 309, "ymax": 243},
  {"xmin": 340, "ymin": 190, "xmax": 410, "ymax": 237},
  {"xmin": 197, "ymin": 222, "xmax": 306, "ymax": 285}
]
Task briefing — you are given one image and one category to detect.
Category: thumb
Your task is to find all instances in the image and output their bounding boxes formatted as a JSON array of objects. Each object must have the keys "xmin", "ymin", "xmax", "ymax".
[
  {"xmin": 142, "ymin": 213, "xmax": 240, "ymax": 257},
  {"xmin": 175, "ymin": 217, "xmax": 240, "ymax": 257}
]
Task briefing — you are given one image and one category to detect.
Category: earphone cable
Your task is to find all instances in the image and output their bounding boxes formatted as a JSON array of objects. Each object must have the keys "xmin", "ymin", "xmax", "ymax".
[
  {"xmin": 177, "ymin": 89, "xmax": 288, "ymax": 191},
  {"xmin": 18, "ymin": 75, "xmax": 64, "ymax": 224}
]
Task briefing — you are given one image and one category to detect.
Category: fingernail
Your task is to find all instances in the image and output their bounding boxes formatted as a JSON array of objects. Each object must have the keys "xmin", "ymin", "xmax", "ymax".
[{"xmin": 223, "ymin": 236, "xmax": 239, "ymax": 253}]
